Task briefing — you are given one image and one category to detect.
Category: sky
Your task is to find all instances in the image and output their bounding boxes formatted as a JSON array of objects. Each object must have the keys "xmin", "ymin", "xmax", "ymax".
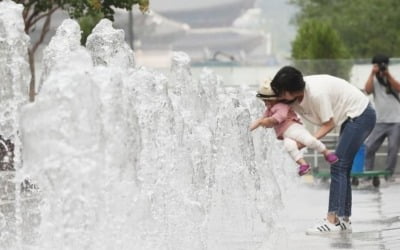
[{"xmin": 255, "ymin": 0, "xmax": 299, "ymax": 57}]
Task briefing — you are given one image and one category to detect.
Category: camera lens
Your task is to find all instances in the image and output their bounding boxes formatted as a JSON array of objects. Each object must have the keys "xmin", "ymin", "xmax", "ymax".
[{"xmin": 379, "ymin": 63, "xmax": 387, "ymax": 72}]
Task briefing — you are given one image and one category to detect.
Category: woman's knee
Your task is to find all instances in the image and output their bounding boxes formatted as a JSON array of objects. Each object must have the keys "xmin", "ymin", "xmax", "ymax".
[{"xmin": 332, "ymin": 158, "xmax": 353, "ymax": 170}]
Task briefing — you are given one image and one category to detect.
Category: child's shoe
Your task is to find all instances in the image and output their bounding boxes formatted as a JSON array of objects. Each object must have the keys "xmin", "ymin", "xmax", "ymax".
[
  {"xmin": 298, "ymin": 164, "xmax": 311, "ymax": 176},
  {"xmin": 325, "ymin": 153, "xmax": 339, "ymax": 164}
]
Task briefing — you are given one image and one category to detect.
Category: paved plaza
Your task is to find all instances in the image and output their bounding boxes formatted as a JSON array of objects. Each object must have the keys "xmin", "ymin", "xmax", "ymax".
[{"xmin": 281, "ymin": 176, "xmax": 400, "ymax": 250}]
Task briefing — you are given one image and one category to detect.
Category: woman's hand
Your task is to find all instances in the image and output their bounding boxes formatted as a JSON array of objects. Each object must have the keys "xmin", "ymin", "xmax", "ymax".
[{"xmin": 372, "ymin": 64, "xmax": 380, "ymax": 74}]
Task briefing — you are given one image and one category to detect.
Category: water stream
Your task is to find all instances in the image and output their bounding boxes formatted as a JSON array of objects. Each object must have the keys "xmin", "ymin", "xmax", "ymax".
[{"xmin": 0, "ymin": 2, "xmax": 296, "ymax": 249}]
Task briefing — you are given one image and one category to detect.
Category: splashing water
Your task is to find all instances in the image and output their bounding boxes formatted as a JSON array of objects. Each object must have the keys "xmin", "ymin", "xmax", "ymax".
[
  {"xmin": 0, "ymin": 2, "xmax": 296, "ymax": 250},
  {"xmin": 0, "ymin": 0, "xmax": 29, "ymax": 169}
]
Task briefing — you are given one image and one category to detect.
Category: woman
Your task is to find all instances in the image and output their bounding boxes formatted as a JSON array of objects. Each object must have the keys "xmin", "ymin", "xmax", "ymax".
[{"xmin": 270, "ymin": 66, "xmax": 376, "ymax": 234}]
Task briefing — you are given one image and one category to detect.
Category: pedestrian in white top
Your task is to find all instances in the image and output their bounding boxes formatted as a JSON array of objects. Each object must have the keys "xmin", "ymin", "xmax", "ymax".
[{"xmin": 269, "ymin": 66, "xmax": 376, "ymax": 234}]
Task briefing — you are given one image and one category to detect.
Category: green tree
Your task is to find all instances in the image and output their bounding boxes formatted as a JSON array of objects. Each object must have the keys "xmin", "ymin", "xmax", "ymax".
[
  {"xmin": 2, "ymin": 0, "xmax": 149, "ymax": 102},
  {"xmin": 291, "ymin": 20, "xmax": 351, "ymax": 79},
  {"xmin": 78, "ymin": 11, "xmax": 104, "ymax": 45},
  {"xmin": 290, "ymin": 0, "xmax": 400, "ymax": 58}
]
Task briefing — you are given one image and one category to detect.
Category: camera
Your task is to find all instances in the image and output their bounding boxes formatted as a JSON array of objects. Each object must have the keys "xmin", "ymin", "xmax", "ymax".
[
  {"xmin": 372, "ymin": 54, "xmax": 389, "ymax": 72},
  {"xmin": 378, "ymin": 62, "xmax": 387, "ymax": 72}
]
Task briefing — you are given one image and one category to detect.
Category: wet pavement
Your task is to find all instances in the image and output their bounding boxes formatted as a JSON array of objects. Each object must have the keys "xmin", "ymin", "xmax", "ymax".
[
  {"xmin": 1, "ymin": 171, "xmax": 399, "ymax": 250},
  {"xmin": 280, "ymin": 175, "xmax": 400, "ymax": 250}
]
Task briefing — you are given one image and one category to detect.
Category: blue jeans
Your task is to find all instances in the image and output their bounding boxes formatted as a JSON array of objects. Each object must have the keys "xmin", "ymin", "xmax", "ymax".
[{"xmin": 328, "ymin": 104, "xmax": 376, "ymax": 217}]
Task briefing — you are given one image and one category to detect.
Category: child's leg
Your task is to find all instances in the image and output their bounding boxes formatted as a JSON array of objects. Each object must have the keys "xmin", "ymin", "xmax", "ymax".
[
  {"xmin": 284, "ymin": 123, "xmax": 327, "ymax": 153},
  {"xmin": 284, "ymin": 123, "xmax": 338, "ymax": 164},
  {"xmin": 283, "ymin": 137, "xmax": 304, "ymax": 162},
  {"xmin": 296, "ymin": 158, "xmax": 307, "ymax": 165},
  {"xmin": 283, "ymin": 137, "xmax": 311, "ymax": 176}
]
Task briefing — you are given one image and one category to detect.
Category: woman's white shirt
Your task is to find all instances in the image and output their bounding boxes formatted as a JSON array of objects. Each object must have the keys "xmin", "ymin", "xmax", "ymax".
[{"xmin": 292, "ymin": 75, "xmax": 369, "ymax": 127}]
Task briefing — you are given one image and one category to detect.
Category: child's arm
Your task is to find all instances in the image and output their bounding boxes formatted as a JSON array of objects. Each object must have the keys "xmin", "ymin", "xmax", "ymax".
[{"xmin": 249, "ymin": 117, "xmax": 278, "ymax": 131}]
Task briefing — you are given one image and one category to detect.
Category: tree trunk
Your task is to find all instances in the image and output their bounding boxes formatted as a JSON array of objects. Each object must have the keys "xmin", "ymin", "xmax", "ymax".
[
  {"xmin": 28, "ymin": 48, "xmax": 35, "ymax": 102},
  {"xmin": 25, "ymin": 6, "xmax": 59, "ymax": 102}
]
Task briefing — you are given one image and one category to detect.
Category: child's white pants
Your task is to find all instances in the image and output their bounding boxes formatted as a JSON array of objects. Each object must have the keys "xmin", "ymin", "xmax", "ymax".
[{"xmin": 282, "ymin": 123, "xmax": 327, "ymax": 162}]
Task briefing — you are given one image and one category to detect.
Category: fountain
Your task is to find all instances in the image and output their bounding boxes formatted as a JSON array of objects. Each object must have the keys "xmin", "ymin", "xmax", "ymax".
[{"xmin": 0, "ymin": 1, "xmax": 295, "ymax": 249}]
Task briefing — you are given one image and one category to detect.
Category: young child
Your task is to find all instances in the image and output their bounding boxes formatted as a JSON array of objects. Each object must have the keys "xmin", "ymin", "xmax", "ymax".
[{"xmin": 250, "ymin": 80, "xmax": 339, "ymax": 176}]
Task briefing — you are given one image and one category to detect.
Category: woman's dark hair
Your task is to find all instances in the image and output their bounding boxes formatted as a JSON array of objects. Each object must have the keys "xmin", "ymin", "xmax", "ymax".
[{"xmin": 270, "ymin": 66, "xmax": 305, "ymax": 95}]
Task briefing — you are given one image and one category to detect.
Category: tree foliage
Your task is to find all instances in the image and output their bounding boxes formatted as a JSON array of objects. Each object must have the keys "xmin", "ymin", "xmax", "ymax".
[
  {"xmin": 290, "ymin": 0, "xmax": 400, "ymax": 58},
  {"xmin": 66, "ymin": 0, "xmax": 148, "ymax": 20},
  {"xmin": 291, "ymin": 20, "xmax": 352, "ymax": 79},
  {"xmin": 292, "ymin": 20, "xmax": 349, "ymax": 59},
  {"xmin": 1, "ymin": 0, "xmax": 149, "ymax": 101},
  {"xmin": 78, "ymin": 11, "xmax": 104, "ymax": 45}
]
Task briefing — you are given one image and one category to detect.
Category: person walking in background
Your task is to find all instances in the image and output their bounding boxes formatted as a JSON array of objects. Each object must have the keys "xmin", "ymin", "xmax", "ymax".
[
  {"xmin": 249, "ymin": 80, "xmax": 339, "ymax": 176},
  {"xmin": 364, "ymin": 55, "xmax": 400, "ymax": 182},
  {"xmin": 270, "ymin": 66, "xmax": 376, "ymax": 234}
]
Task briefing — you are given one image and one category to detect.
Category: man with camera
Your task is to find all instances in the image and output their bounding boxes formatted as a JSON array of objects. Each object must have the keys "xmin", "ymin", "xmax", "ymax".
[{"xmin": 364, "ymin": 54, "xmax": 400, "ymax": 181}]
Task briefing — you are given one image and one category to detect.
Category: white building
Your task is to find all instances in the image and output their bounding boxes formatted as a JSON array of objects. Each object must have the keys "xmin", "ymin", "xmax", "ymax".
[{"xmin": 113, "ymin": 0, "xmax": 274, "ymax": 66}]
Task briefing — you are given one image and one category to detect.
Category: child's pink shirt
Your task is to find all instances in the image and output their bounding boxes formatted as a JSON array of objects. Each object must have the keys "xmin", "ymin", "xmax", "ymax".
[{"xmin": 264, "ymin": 102, "xmax": 302, "ymax": 139}]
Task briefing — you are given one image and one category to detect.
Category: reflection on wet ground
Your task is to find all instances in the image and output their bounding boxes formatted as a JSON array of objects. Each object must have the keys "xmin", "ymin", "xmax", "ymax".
[{"xmin": 282, "ymin": 177, "xmax": 400, "ymax": 250}]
